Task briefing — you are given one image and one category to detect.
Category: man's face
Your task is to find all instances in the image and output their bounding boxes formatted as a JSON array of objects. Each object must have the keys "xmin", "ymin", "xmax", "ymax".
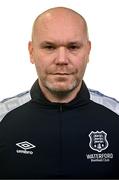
[{"xmin": 29, "ymin": 12, "xmax": 91, "ymax": 94}]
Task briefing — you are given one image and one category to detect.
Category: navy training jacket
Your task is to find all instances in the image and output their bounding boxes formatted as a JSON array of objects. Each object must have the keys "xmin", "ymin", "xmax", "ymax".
[{"xmin": 0, "ymin": 80, "xmax": 119, "ymax": 179}]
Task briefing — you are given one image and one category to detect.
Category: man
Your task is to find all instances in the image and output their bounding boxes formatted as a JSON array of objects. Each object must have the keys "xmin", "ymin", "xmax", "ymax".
[{"xmin": 0, "ymin": 7, "xmax": 119, "ymax": 179}]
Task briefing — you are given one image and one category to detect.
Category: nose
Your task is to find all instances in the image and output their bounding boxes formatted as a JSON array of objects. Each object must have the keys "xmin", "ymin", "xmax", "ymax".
[{"xmin": 55, "ymin": 47, "xmax": 68, "ymax": 65}]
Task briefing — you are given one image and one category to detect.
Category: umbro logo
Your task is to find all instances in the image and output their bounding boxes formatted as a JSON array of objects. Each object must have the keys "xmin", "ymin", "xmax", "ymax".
[{"xmin": 16, "ymin": 141, "xmax": 36, "ymax": 155}]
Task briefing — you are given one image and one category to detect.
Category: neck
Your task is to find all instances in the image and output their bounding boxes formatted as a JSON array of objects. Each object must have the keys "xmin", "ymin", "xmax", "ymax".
[{"xmin": 38, "ymin": 81, "xmax": 82, "ymax": 103}]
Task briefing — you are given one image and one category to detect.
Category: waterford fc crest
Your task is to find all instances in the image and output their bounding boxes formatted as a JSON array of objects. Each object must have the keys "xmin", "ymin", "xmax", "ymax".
[{"xmin": 89, "ymin": 131, "xmax": 109, "ymax": 152}]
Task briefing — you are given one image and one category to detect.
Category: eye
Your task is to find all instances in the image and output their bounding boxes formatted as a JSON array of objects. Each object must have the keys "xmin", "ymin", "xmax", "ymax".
[
  {"xmin": 44, "ymin": 45, "xmax": 56, "ymax": 50},
  {"xmin": 68, "ymin": 45, "xmax": 79, "ymax": 50},
  {"xmin": 67, "ymin": 44, "xmax": 82, "ymax": 51},
  {"xmin": 41, "ymin": 43, "xmax": 57, "ymax": 51}
]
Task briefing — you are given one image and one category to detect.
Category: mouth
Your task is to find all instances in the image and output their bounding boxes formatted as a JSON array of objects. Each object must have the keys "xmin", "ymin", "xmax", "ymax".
[
  {"xmin": 54, "ymin": 73, "xmax": 70, "ymax": 75},
  {"xmin": 51, "ymin": 72, "xmax": 75, "ymax": 75}
]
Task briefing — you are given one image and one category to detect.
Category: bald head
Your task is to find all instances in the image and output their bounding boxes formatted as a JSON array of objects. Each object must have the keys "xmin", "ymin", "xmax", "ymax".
[{"xmin": 31, "ymin": 7, "xmax": 89, "ymax": 42}]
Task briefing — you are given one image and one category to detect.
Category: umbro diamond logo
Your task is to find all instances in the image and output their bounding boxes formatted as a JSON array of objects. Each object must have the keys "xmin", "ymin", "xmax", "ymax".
[
  {"xmin": 16, "ymin": 141, "xmax": 36, "ymax": 155},
  {"xmin": 16, "ymin": 141, "xmax": 36, "ymax": 150}
]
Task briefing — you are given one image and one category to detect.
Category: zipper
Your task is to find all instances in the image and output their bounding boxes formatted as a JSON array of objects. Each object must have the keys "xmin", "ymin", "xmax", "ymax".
[{"xmin": 58, "ymin": 104, "xmax": 63, "ymax": 176}]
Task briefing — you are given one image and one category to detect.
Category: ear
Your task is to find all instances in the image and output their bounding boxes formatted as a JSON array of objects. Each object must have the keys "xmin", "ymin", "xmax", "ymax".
[
  {"xmin": 28, "ymin": 41, "xmax": 35, "ymax": 64},
  {"xmin": 87, "ymin": 40, "xmax": 91, "ymax": 63}
]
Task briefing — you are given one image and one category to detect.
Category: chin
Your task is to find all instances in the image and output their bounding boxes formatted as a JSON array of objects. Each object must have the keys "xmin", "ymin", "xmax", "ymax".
[{"xmin": 46, "ymin": 81, "xmax": 78, "ymax": 93}]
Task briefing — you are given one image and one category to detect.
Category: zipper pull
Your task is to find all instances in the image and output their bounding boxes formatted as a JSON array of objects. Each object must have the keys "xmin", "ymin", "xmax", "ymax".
[{"xmin": 59, "ymin": 105, "xmax": 63, "ymax": 112}]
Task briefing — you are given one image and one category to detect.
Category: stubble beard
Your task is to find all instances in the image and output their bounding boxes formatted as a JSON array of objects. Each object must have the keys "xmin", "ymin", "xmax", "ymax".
[
  {"xmin": 44, "ymin": 79, "xmax": 80, "ymax": 99},
  {"xmin": 37, "ymin": 66, "xmax": 84, "ymax": 100}
]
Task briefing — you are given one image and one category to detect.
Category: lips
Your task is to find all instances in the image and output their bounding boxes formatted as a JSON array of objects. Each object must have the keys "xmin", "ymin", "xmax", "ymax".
[
  {"xmin": 50, "ymin": 71, "xmax": 75, "ymax": 75},
  {"xmin": 54, "ymin": 73, "xmax": 71, "ymax": 75},
  {"xmin": 47, "ymin": 67, "xmax": 75, "ymax": 75}
]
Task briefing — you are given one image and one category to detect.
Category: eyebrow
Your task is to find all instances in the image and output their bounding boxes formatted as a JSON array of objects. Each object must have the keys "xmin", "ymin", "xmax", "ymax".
[
  {"xmin": 40, "ymin": 41, "xmax": 82, "ymax": 46},
  {"xmin": 40, "ymin": 41, "xmax": 56, "ymax": 46}
]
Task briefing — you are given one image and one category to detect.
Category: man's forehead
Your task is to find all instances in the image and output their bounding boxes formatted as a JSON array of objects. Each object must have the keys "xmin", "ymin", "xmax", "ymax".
[
  {"xmin": 33, "ymin": 23, "xmax": 87, "ymax": 44},
  {"xmin": 35, "ymin": 27, "xmax": 86, "ymax": 44},
  {"xmin": 35, "ymin": 15, "xmax": 85, "ymax": 37}
]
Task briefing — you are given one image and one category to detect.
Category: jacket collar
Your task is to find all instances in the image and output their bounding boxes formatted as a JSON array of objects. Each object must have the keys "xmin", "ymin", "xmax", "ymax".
[{"xmin": 30, "ymin": 79, "xmax": 90, "ymax": 109}]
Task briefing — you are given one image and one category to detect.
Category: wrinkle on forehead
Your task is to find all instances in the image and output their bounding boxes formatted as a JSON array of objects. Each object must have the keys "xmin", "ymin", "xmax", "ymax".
[{"xmin": 31, "ymin": 7, "xmax": 89, "ymax": 42}]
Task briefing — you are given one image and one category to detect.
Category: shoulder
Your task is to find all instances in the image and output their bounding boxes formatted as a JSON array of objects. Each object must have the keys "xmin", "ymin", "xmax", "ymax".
[
  {"xmin": 0, "ymin": 91, "xmax": 31, "ymax": 122},
  {"xmin": 89, "ymin": 89, "xmax": 119, "ymax": 115},
  {"xmin": 0, "ymin": 101, "xmax": 32, "ymax": 127},
  {"xmin": 88, "ymin": 98, "xmax": 119, "ymax": 124}
]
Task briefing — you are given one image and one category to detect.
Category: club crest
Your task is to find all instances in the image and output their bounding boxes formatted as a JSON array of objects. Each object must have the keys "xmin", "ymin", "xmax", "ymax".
[{"xmin": 89, "ymin": 131, "xmax": 109, "ymax": 152}]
